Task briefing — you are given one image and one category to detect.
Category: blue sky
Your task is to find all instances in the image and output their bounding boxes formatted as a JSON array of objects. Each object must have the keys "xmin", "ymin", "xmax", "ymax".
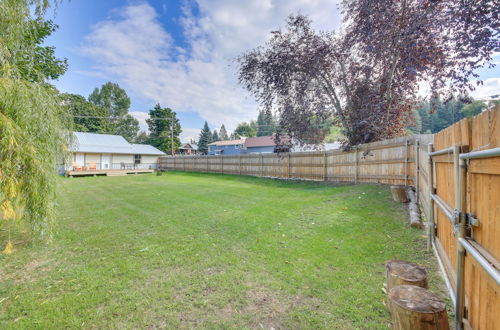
[{"xmin": 46, "ymin": 0, "xmax": 499, "ymax": 142}]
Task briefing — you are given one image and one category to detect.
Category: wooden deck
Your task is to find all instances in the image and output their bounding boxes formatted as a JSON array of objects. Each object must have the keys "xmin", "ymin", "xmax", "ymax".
[{"xmin": 65, "ymin": 169, "xmax": 154, "ymax": 177}]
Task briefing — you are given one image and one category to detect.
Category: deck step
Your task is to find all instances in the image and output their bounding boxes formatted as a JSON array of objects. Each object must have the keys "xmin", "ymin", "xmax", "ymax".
[{"xmin": 106, "ymin": 172, "xmax": 128, "ymax": 177}]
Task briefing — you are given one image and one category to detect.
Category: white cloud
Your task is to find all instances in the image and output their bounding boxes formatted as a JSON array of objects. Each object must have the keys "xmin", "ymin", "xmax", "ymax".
[
  {"xmin": 81, "ymin": 1, "xmax": 342, "ymax": 131},
  {"xmin": 129, "ymin": 111, "xmax": 150, "ymax": 132},
  {"xmin": 130, "ymin": 111, "xmax": 201, "ymax": 143},
  {"xmin": 180, "ymin": 128, "xmax": 201, "ymax": 143},
  {"xmin": 470, "ymin": 78, "xmax": 500, "ymax": 100}
]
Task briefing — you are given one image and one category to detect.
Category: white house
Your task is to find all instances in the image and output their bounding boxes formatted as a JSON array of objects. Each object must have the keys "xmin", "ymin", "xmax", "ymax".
[{"xmin": 65, "ymin": 132, "xmax": 165, "ymax": 172}]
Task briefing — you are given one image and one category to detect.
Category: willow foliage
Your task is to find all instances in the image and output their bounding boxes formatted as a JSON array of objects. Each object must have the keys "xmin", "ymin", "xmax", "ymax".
[{"xmin": 1, "ymin": 0, "xmax": 68, "ymax": 249}]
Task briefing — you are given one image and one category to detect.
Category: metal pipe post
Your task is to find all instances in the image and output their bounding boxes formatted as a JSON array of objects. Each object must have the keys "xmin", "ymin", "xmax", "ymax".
[
  {"xmin": 427, "ymin": 143, "xmax": 435, "ymax": 251},
  {"xmin": 454, "ymin": 145, "xmax": 467, "ymax": 330}
]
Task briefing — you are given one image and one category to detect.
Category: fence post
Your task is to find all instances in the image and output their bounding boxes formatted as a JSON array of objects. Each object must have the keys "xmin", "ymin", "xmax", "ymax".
[
  {"xmin": 288, "ymin": 153, "xmax": 291, "ymax": 178},
  {"xmin": 239, "ymin": 155, "xmax": 242, "ymax": 176},
  {"xmin": 454, "ymin": 145, "xmax": 467, "ymax": 330},
  {"xmin": 415, "ymin": 140, "xmax": 420, "ymax": 203},
  {"xmin": 404, "ymin": 139, "xmax": 409, "ymax": 186},
  {"xmin": 355, "ymin": 146, "xmax": 359, "ymax": 184},
  {"xmin": 206, "ymin": 156, "xmax": 209, "ymax": 172},
  {"xmin": 221, "ymin": 156, "xmax": 223, "ymax": 174},
  {"xmin": 427, "ymin": 143, "xmax": 434, "ymax": 251},
  {"xmin": 183, "ymin": 156, "xmax": 186, "ymax": 171},
  {"xmin": 173, "ymin": 156, "xmax": 176, "ymax": 170},
  {"xmin": 323, "ymin": 151, "xmax": 327, "ymax": 181},
  {"xmin": 260, "ymin": 153, "xmax": 264, "ymax": 176}
]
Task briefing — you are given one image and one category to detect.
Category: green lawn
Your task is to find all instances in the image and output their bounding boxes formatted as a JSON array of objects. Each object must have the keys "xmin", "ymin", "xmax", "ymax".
[{"xmin": 0, "ymin": 172, "xmax": 449, "ymax": 329}]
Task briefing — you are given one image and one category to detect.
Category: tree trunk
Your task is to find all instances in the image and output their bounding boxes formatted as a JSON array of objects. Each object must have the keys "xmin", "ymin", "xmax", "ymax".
[
  {"xmin": 407, "ymin": 187, "xmax": 422, "ymax": 228},
  {"xmin": 388, "ymin": 285, "xmax": 449, "ymax": 330},
  {"xmin": 391, "ymin": 185, "xmax": 409, "ymax": 203},
  {"xmin": 386, "ymin": 260, "xmax": 428, "ymax": 292}
]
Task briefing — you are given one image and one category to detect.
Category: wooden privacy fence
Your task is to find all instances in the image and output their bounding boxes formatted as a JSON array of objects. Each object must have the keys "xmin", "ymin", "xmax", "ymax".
[
  {"xmin": 158, "ymin": 106, "xmax": 499, "ymax": 329},
  {"xmin": 160, "ymin": 134, "xmax": 432, "ymax": 183},
  {"xmin": 428, "ymin": 105, "xmax": 500, "ymax": 330}
]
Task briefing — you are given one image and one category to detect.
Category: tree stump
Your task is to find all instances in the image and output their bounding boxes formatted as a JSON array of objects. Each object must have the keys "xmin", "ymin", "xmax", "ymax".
[
  {"xmin": 386, "ymin": 260, "xmax": 428, "ymax": 292},
  {"xmin": 407, "ymin": 188, "xmax": 422, "ymax": 228},
  {"xmin": 388, "ymin": 285, "xmax": 449, "ymax": 330},
  {"xmin": 391, "ymin": 185, "xmax": 409, "ymax": 203}
]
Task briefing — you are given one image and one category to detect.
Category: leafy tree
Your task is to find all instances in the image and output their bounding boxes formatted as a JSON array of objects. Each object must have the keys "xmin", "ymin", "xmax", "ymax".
[
  {"xmin": 219, "ymin": 124, "xmax": 229, "ymax": 140},
  {"xmin": 198, "ymin": 122, "xmax": 212, "ymax": 154},
  {"xmin": 146, "ymin": 104, "xmax": 181, "ymax": 154},
  {"xmin": 1, "ymin": 0, "xmax": 68, "ymax": 249},
  {"xmin": 461, "ymin": 101, "xmax": 487, "ymax": 118},
  {"xmin": 235, "ymin": 121, "xmax": 257, "ymax": 138},
  {"xmin": 88, "ymin": 82, "xmax": 141, "ymax": 140},
  {"xmin": 61, "ymin": 93, "xmax": 110, "ymax": 133},
  {"xmin": 239, "ymin": 3, "xmax": 499, "ymax": 147},
  {"xmin": 88, "ymin": 82, "xmax": 130, "ymax": 119},
  {"xmin": 407, "ymin": 110, "xmax": 422, "ymax": 135},
  {"xmin": 135, "ymin": 131, "xmax": 150, "ymax": 144},
  {"xmin": 17, "ymin": 19, "xmax": 68, "ymax": 83},
  {"xmin": 211, "ymin": 129, "xmax": 219, "ymax": 142},
  {"xmin": 115, "ymin": 114, "xmax": 140, "ymax": 143}
]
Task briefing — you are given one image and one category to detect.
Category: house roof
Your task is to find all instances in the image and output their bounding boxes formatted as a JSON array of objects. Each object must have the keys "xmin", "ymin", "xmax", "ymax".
[
  {"xmin": 70, "ymin": 132, "xmax": 165, "ymax": 155},
  {"xmin": 180, "ymin": 142, "xmax": 198, "ymax": 150},
  {"xmin": 244, "ymin": 135, "xmax": 293, "ymax": 148},
  {"xmin": 244, "ymin": 136, "xmax": 276, "ymax": 148},
  {"xmin": 208, "ymin": 139, "xmax": 246, "ymax": 146}
]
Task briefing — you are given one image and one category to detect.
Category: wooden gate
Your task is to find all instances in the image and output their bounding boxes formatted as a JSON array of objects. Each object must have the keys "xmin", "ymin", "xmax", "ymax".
[{"xmin": 429, "ymin": 106, "xmax": 500, "ymax": 330}]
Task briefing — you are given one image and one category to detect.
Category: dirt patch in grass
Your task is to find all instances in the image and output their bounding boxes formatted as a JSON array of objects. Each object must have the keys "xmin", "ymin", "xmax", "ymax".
[
  {"xmin": 242, "ymin": 284, "xmax": 322, "ymax": 329},
  {"xmin": 0, "ymin": 256, "xmax": 58, "ymax": 284}
]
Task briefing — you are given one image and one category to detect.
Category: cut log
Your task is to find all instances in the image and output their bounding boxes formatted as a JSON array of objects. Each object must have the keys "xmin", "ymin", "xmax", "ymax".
[
  {"xmin": 407, "ymin": 188, "xmax": 422, "ymax": 228},
  {"xmin": 386, "ymin": 260, "xmax": 428, "ymax": 291},
  {"xmin": 390, "ymin": 185, "xmax": 409, "ymax": 203},
  {"xmin": 388, "ymin": 285, "xmax": 449, "ymax": 330}
]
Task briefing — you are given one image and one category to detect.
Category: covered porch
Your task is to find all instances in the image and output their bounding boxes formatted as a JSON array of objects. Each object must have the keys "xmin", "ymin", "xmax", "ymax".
[{"xmin": 65, "ymin": 168, "xmax": 155, "ymax": 177}]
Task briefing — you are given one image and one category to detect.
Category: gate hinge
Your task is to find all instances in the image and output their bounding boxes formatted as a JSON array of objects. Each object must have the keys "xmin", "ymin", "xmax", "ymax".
[{"xmin": 465, "ymin": 213, "xmax": 480, "ymax": 227}]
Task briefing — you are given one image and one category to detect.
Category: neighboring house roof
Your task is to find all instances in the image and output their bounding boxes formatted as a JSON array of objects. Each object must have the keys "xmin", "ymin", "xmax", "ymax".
[
  {"xmin": 244, "ymin": 136, "xmax": 276, "ymax": 148},
  {"xmin": 208, "ymin": 139, "xmax": 246, "ymax": 146},
  {"xmin": 180, "ymin": 142, "xmax": 199, "ymax": 150},
  {"xmin": 70, "ymin": 132, "xmax": 165, "ymax": 155}
]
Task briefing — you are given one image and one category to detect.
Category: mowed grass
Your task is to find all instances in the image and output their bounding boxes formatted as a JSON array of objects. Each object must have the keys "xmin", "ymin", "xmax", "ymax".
[{"xmin": 0, "ymin": 172, "xmax": 449, "ymax": 329}]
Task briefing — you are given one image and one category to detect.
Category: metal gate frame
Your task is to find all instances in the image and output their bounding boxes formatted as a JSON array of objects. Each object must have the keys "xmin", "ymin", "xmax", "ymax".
[{"xmin": 428, "ymin": 145, "xmax": 500, "ymax": 330}]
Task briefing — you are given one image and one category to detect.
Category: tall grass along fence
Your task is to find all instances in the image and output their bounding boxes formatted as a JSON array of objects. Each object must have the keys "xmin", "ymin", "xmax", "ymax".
[{"xmin": 159, "ymin": 105, "xmax": 500, "ymax": 329}]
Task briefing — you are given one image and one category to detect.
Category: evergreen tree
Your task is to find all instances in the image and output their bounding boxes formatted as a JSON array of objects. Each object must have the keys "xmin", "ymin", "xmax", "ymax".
[
  {"xmin": 256, "ymin": 110, "xmax": 275, "ymax": 136},
  {"xmin": 211, "ymin": 129, "xmax": 219, "ymax": 142},
  {"xmin": 219, "ymin": 124, "xmax": 229, "ymax": 140},
  {"xmin": 198, "ymin": 122, "xmax": 212, "ymax": 154},
  {"xmin": 146, "ymin": 104, "xmax": 182, "ymax": 154}
]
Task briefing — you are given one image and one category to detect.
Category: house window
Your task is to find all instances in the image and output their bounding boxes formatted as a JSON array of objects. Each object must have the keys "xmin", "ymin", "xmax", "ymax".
[{"xmin": 134, "ymin": 154, "xmax": 141, "ymax": 164}]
